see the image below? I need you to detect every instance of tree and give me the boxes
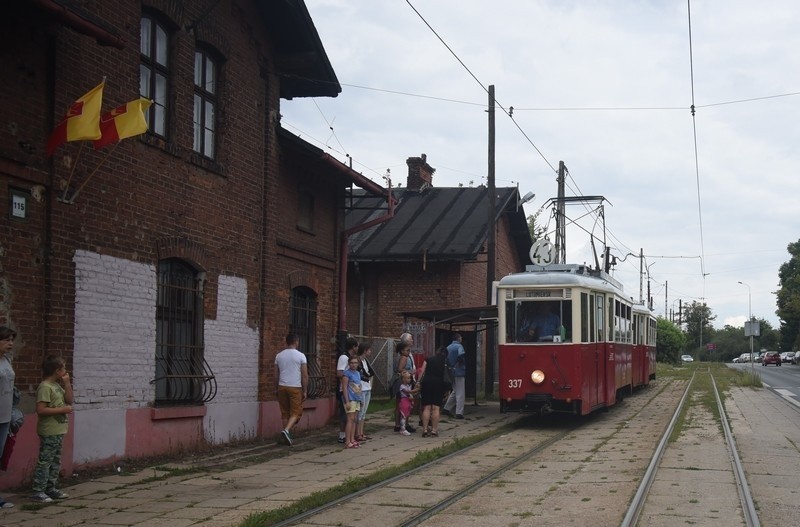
[656,317,686,363]
[712,325,749,362]
[527,211,545,241]
[776,239,800,351]
[683,301,715,353]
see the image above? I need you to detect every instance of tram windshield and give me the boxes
[505,299,572,343]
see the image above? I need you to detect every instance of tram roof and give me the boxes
[401,305,498,327]
[498,264,638,303]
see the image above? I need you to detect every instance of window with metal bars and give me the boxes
[155,258,216,406]
[290,287,326,397]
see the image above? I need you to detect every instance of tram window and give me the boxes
[580,293,589,342]
[514,300,572,343]
[596,294,604,342]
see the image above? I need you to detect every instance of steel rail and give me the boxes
[620,373,694,527]
[399,429,571,527]
[711,374,760,527]
[272,424,572,527]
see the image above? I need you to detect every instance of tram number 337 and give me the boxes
[508,379,523,388]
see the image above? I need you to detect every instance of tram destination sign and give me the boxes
[523,289,564,298]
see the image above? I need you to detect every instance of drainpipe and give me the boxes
[324,154,396,334]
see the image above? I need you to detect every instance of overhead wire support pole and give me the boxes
[555,162,566,264]
[486,85,496,398]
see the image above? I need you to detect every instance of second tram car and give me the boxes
[497,263,657,415]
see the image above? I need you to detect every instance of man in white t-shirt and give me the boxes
[275,333,308,446]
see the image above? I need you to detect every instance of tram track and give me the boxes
[273,377,684,526]
[624,370,759,527]
[271,422,576,527]
[269,373,762,527]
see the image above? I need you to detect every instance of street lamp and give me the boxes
[738,281,754,370]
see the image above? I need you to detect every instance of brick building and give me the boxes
[344,155,533,394]
[0,0,387,488]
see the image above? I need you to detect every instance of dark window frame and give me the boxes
[140,12,171,139]
[155,258,216,406]
[193,46,219,159]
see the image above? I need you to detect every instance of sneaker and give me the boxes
[0,500,13,509]
[31,492,53,503]
[399,429,411,436]
[280,429,293,446]
[46,489,69,500]
[441,409,452,417]
[337,436,346,444]
[405,424,416,433]
[455,414,465,419]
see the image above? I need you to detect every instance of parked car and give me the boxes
[762,351,781,366]
[780,352,794,363]
[681,354,694,363]
[794,353,800,365]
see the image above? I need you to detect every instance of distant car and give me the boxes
[681,355,694,363]
[762,351,781,366]
[794,353,800,365]
[780,352,794,363]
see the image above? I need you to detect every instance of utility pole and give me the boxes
[485,85,496,397]
[555,161,566,264]
[639,248,644,304]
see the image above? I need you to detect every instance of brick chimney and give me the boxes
[406,153,435,190]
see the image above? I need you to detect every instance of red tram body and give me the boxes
[497,264,656,415]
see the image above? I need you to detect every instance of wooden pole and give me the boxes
[485,85,496,397]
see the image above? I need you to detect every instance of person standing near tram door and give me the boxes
[443,333,466,419]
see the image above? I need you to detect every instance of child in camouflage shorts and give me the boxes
[31,356,73,503]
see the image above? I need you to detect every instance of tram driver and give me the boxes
[518,302,561,342]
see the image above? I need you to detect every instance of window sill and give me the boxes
[151,406,207,421]
[140,133,182,158]
[188,151,225,176]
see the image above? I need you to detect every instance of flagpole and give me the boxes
[60,142,86,202]
[67,143,119,204]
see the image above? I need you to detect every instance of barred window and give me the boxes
[155,259,216,405]
[140,13,170,138]
[193,48,218,158]
[291,287,326,397]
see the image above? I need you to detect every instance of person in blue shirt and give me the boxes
[518,303,560,342]
[442,333,466,418]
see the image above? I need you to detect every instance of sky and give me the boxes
[281,0,800,331]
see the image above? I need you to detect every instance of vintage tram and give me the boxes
[497,263,657,415]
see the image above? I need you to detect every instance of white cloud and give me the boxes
[286,0,800,330]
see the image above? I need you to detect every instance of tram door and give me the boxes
[594,293,606,405]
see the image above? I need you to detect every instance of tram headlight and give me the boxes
[530,370,545,384]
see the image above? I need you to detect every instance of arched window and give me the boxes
[291,286,326,398]
[155,258,216,405]
[193,47,218,158]
[140,13,171,138]
[290,286,317,355]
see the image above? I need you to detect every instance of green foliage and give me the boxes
[656,317,686,363]
[527,212,545,241]
[683,301,715,351]
[776,239,800,351]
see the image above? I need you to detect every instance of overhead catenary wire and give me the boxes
[686,0,707,279]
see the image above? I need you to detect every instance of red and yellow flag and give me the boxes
[93,98,152,150]
[46,82,104,156]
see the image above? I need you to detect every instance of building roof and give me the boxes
[346,186,532,263]
[258,0,341,99]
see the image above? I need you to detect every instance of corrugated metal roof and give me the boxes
[346,186,532,263]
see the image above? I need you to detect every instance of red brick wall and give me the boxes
[0,1,345,404]
[345,212,526,340]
